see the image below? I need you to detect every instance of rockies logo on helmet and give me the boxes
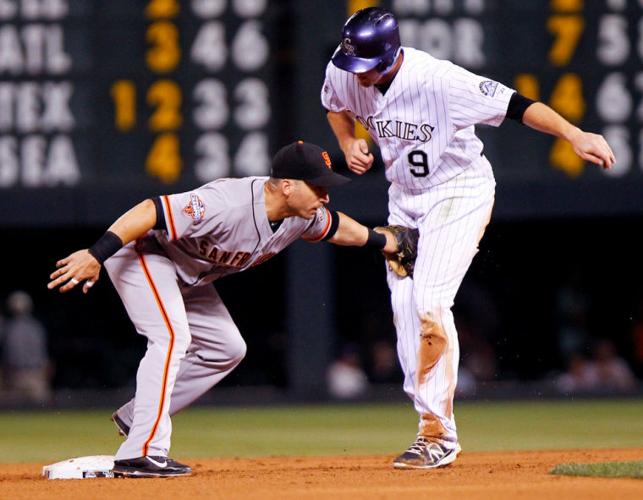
[342,37,356,56]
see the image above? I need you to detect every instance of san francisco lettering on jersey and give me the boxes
[197,240,251,268]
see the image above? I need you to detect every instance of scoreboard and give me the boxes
[0,0,275,191]
[0,0,642,225]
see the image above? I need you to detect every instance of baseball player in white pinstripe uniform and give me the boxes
[48,141,400,478]
[323,7,615,469]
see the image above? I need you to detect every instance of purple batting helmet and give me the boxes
[331,7,401,74]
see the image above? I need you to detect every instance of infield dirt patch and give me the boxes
[1,449,642,499]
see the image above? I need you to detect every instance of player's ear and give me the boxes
[282,179,294,196]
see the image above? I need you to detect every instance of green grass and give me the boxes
[551,460,643,479]
[0,399,642,463]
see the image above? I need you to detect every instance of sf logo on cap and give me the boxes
[321,151,332,169]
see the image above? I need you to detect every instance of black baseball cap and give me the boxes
[271,141,350,187]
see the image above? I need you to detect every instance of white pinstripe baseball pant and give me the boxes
[386,164,495,448]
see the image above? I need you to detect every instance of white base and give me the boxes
[42,455,115,479]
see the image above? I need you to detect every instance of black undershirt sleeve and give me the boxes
[151,197,167,231]
[506,92,536,124]
[322,210,341,241]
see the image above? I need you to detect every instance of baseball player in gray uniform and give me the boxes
[322,7,615,469]
[48,141,399,478]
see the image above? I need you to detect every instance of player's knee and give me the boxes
[173,327,192,353]
[151,325,191,355]
[175,339,192,359]
[419,311,448,351]
[416,311,448,384]
[226,333,247,365]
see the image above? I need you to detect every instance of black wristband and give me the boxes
[88,231,124,264]
[365,228,387,250]
[506,92,536,124]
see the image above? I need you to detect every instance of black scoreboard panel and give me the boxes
[388,0,643,216]
[0,0,278,222]
[1,0,642,225]
[95,0,276,186]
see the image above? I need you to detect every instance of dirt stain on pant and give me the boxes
[416,312,448,385]
[420,411,448,440]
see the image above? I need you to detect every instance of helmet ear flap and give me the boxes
[375,47,401,75]
[376,57,392,73]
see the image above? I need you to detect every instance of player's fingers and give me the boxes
[355,152,374,166]
[48,270,75,290]
[351,157,369,169]
[356,139,370,155]
[56,256,71,267]
[47,276,65,290]
[600,138,616,165]
[82,276,98,294]
[594,136,615,158]
[587,143,615,169]
[50,267,65,280]
[581,151,606,167]
[48,268,65,287]
[599,154,614,170]
[59,276,81,293]
[350,154,368,167]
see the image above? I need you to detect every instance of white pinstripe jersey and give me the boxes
[137,176,333,286]
[322,47,514,189]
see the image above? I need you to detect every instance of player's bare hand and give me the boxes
[345,139,374,175]
[569,128,616,170]
[48,249,101,294]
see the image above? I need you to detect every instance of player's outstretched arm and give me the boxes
[522,102,616,169]
[48,199,157,294]
[327,111,374,175]
[328,212,397,253]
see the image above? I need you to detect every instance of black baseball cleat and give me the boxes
[393,436,461,469]
[111,411,130,438]
[112,456,192,478]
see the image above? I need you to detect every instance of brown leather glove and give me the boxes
[375,225,419,278]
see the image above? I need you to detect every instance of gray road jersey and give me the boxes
[138,176,334,286]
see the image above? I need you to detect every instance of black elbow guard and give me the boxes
[322,210,340,241]
[506,92,536,124]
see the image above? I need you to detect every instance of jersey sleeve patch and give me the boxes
[479,80,499,97]
[182,193,206,225]
[448,67,515,129]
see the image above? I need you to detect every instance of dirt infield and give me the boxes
[1,449,642,499]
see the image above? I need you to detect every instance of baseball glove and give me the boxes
[375,225,419,278]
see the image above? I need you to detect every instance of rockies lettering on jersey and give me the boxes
[355,116,435,142]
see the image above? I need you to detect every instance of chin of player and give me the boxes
[302,208,317,219]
